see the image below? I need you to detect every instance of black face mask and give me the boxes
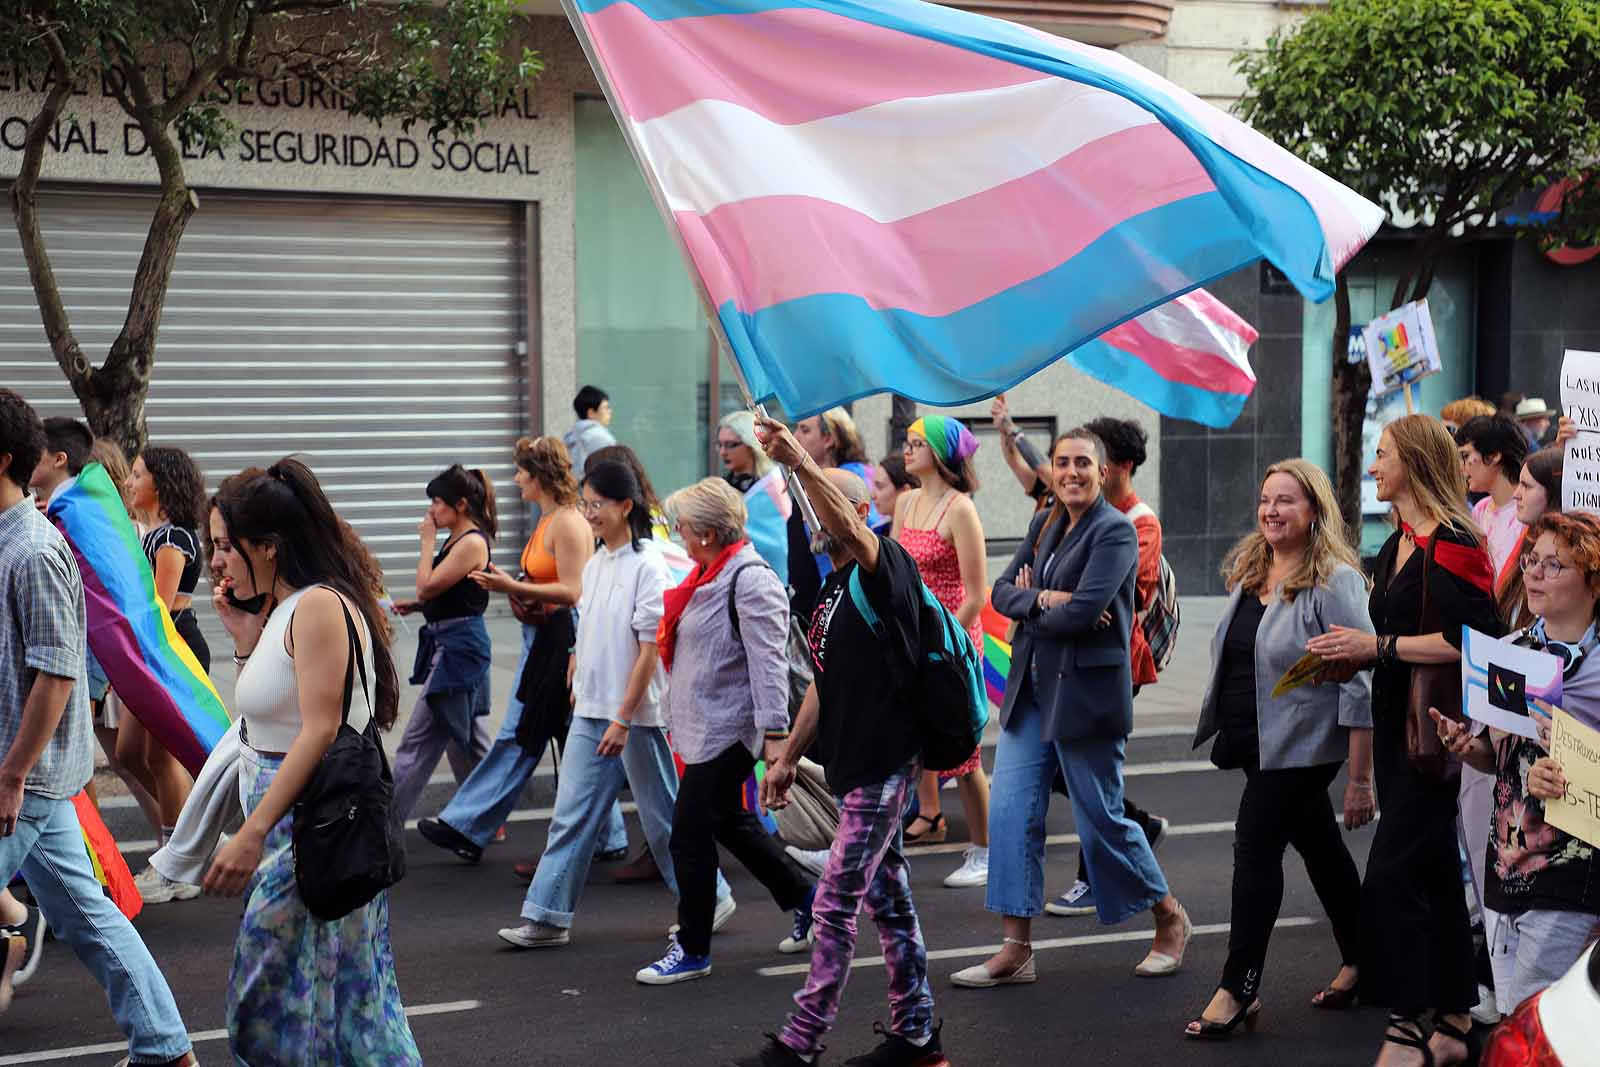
[224,587,270,615]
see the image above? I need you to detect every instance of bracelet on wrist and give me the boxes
[232,648,255,666]
[610,719,631,730]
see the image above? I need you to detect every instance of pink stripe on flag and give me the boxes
[676,122,1216,315]
[1098,315,1256,395]
[585,4,1049,124]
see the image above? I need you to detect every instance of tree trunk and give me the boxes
[1328,274,1370,533]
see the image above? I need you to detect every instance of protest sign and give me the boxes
[1461,627,1561,740]
[1362,299,1441,397]
[1560,350,1600,512]
[1545,706,1600,849]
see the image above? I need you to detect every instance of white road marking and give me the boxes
[755,918,1319,977]
[0,1000,481,1065]
[906,819,1235,858]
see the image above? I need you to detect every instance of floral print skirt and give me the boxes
[227,745,421,1066]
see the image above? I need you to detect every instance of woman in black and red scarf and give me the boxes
[1310,414,1501,1067]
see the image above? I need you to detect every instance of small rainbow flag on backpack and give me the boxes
[48,464,230,776]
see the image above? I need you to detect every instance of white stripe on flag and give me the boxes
[634,77,1158,221]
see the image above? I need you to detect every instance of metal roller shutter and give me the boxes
[2,189,529,599]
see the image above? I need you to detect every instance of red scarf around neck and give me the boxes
[657,539,748,671]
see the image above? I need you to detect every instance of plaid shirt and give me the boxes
[0,497,93,799]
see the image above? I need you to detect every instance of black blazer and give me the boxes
[991,496,1139,742]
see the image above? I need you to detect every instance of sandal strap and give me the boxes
[1002,937,1031,949]
[1432,1017,1471,1043]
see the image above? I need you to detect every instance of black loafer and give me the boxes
[417,818,483,864]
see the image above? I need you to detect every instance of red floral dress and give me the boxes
[899,491,984,778]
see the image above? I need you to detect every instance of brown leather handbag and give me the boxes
[1405,537,1463,783]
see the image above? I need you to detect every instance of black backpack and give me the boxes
[728,562,814,719]
[847,567,988,772]
[291,596,406,921]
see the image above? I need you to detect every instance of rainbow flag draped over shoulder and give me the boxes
[566,0,1384,418]
[48,464,230,775]
[980,592,1012,708]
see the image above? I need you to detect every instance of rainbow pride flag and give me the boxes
[48,464,230,775]
[980,592,1012,708]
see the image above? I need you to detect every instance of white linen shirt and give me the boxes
[572,539,670,727]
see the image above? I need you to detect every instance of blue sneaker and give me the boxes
[636,938,712,985]
[1045,879,1096,917]
[778,892,816,955]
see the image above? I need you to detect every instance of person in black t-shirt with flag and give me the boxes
[735,418,946,1067]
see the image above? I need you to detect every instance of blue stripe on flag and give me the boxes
[718,193,1273,416]
[577,0,1337,302]
[1066,338,1250,429]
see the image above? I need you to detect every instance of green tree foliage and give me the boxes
[1,1,543,454]
[1236,0,1600,527]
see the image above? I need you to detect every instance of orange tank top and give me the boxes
[520,513,560,582]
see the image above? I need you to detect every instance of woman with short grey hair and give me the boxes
[635,478,816,985]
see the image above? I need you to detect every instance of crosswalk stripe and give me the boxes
[755,917,1320,977]
[0,1000,482,1065]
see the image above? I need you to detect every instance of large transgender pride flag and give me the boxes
[566,0,1383,420]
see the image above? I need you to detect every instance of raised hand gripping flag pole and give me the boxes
[560,0,1381,433]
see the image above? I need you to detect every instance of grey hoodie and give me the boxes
[563,418,617,472]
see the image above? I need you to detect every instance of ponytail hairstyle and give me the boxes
[1032,427,1106,555]
[425,464,498,540]
[218,458,401,730]
[584,459,653,549]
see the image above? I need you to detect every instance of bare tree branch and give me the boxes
[6,31,94,393]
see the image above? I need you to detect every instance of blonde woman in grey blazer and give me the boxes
[1185,459,1377,1040]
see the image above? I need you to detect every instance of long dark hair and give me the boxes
[218,458,400,730]
[425,464,498,540]
[878,452,918,491]
[140,445,206,531]
[585,459,653,549]
[586,444,662,514]
[1498,446,1565,629]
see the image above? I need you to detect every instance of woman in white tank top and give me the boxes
[203,459,420,1066]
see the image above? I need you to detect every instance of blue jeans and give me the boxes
[1,791,191,1063]
[436,624,626,851]
[521,718,729,927]
[987,688,1168,924]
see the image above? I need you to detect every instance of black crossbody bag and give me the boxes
[292,596,407,921]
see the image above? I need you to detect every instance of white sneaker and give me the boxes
[944,846,989,888]
[668,895,737,937]
[497,921,570,949]
[1470,982,1501,1026]
[133,865,201,904]
[785,845,830,878]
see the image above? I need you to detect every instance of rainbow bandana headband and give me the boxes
[908,416,979,469]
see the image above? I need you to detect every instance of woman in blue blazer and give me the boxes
[952,428,1190,989]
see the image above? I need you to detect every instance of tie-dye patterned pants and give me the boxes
[780,759,934,1056]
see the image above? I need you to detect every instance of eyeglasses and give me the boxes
[903,437,929,452]
[577,498,615,515]
[1520,553,1570,580]
[716,440,743,451]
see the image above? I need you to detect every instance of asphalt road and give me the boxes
[2,727,1408,1067]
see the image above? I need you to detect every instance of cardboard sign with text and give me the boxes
[1560,350,1600,512]
[1546,706,1600,849]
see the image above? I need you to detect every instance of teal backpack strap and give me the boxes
[847,566,886,638]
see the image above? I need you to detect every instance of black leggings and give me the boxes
[172,607,212,673]
[670,742,812,957]
[1219,761,1361,1001]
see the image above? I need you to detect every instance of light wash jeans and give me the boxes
[520,717,729,927]
[435,623,626,851]
[987,687,1168,924]
[1490,908,1600,1012]
[1,791,192,1064]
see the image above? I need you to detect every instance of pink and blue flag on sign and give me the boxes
[564,0,1383,422]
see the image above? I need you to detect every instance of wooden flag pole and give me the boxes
[1403,381,1416,415]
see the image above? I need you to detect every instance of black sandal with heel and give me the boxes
[1311,980,1360,1010]
[1380,1015,1434,1067]
[904,813,947,844]
[1183,996,1262,1040]
[1430,1015,1477,1066]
